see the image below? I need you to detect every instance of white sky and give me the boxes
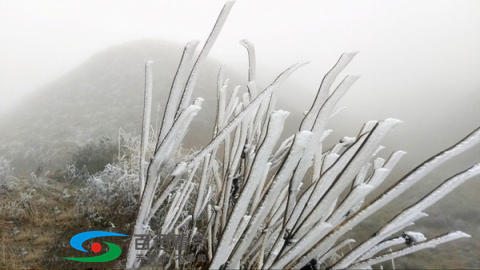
[1,0,479,107]
[0,0,479,153]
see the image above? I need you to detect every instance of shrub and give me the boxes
[75,159,141,230]
[70,137,118,177]
[0,156,16,192]
[74,130,196,231]
[0,156,13,181]
[55,133,138,183]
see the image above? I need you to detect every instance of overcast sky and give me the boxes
[1,0,479,106]
[1,0,479,162]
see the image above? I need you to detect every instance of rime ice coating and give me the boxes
[124,0,480,268]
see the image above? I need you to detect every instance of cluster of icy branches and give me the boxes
[125,2,480,269]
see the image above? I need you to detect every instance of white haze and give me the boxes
[0,0,479,166]
[1,1,479,107]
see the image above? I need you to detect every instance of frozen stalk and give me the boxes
[228,131,313,267]
[333,163,480,269]
[210,110,290,269]
[350,231,471,269]
[139,61,153,196]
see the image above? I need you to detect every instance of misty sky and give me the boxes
[1,0,479,106]
[1,1,479,160]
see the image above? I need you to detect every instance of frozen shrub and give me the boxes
[74,129,195,230]
[74,132,141,223]
[0,156,13,181]
[60,163,90,183]
[0,156,16,192]
[77,163,139,217]
[70,137,119,176]
[56,132,139,183]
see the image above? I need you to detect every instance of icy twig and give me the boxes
[139,61,153,196]
[349,231,471,269]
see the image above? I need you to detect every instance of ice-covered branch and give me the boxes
[158,40,199,144]
[176,1,235,118]
[125,3,480,268]
[210,110,290,269]
[185,63,306,170]
[240,39,256,84]
[300,52,358,131]
[349,231,471,269]
[139,61,153,196]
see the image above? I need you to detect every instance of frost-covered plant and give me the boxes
[77,163,139,217]
[61,131,139,183]
[125,2,480,269]
[61,163,90,183]
[70,137,119,176]
[75,131,142,218]
[75,130,192,224]
[0,156,13,181]
[0,156,16,192]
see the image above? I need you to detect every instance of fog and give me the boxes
[1,0,479,109]
[2,0,479,169]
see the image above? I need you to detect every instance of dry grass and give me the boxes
[0,177,66,268]
[0,175,134,269]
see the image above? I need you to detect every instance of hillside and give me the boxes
[0,40,245,174]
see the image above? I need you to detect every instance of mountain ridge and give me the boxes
[0,40,244,173]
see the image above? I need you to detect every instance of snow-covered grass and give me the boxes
[0,156,16,192]
[123,2,480,269]
[0,174,82,269]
